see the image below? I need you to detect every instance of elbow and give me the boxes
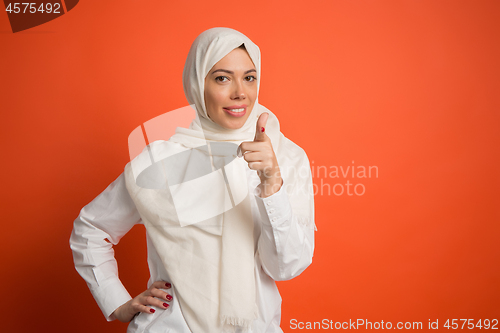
[260,235,315,281]
[274,254,313,281]
[276,236,315,281]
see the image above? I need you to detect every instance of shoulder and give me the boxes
[125,140,189,174]
[132,140,188,161]
[278,134,309,161]
[276,134,311,173]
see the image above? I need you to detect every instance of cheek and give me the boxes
[208,91,226,109]
[248,86,258,102]
[204,90,216,112]
[205,91,227,120]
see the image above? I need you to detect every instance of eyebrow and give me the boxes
[211,69,257,75]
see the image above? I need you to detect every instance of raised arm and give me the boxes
[254,176,315,281]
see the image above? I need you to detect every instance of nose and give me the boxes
[231,81,246,100]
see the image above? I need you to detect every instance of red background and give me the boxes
[0,0,498,332]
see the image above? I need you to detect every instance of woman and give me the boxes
[70,27,315,333]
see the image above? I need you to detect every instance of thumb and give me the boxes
[254,112,269,142]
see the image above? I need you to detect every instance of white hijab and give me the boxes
[178,27,281,149]
[124,27,314,333]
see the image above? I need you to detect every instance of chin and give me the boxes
[222,120,246,130]
[219,114,249,130]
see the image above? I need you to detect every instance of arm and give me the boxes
[69,172,141,321]
[254,178,315,281]
[237,112,315,281]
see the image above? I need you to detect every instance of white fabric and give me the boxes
[181,27,279,145]
[123,142,256,332]
[127,27,276,332]
[70,159,315,332]
[70,27,316,333]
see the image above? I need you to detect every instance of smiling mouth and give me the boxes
[226,108,245,112]
[223,107,247,117]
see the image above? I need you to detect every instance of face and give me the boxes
[204,47,258,130]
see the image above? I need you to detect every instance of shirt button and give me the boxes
[271,217,277,223]
[266,201,272,206]
[269,209,275,214]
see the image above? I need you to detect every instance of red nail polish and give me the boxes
[150,309,155,313]
[166,295,173,301]
[165,283,171,288]
[261,127,265,132]
[163,303,169,307]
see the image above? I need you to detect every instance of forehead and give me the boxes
[210,48,256,71]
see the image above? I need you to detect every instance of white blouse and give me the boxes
[70,163,315,333]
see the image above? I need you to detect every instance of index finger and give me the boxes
[254,112,269,142]
[237,141,266,157]
[151,280,172,290]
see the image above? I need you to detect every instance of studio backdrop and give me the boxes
[0,0,498,332]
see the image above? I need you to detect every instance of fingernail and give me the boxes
[165,283,171,288]
[163,303,169,308]
[261,127,265,132]
[166,295,173,301]
[150,309,155,313]
[237,146,242,158]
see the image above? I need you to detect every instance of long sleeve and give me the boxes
[69,172,141,321]
[254,178,315,281]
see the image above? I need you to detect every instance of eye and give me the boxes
[215,76,229,82]
[245,75,257,82]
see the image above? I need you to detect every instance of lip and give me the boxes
[223,105,247,117]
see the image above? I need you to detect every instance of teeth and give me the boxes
[227,108,245,112]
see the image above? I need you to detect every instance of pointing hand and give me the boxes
[237,112,283,197]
